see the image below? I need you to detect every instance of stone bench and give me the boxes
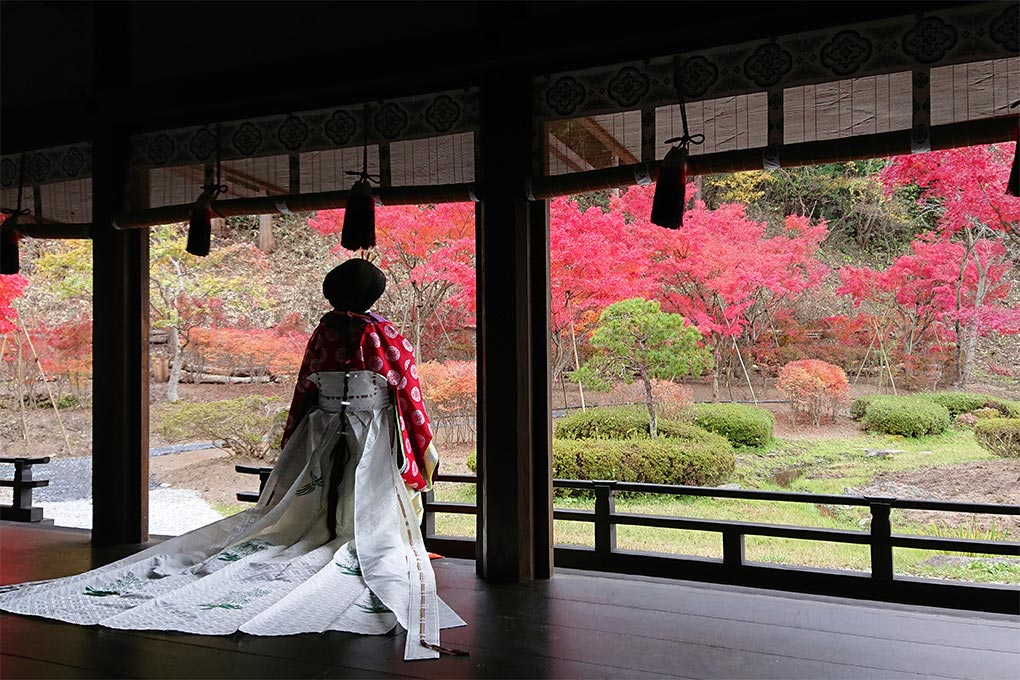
[235,464,273,503]
[0,456,50,522]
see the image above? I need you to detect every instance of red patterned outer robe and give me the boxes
[282,311,435,490]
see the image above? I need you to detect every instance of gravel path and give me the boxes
[39,489,226,536]
[0,453,227,536]
[0,456,158,503]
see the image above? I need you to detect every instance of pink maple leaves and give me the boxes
[0,273,28,335]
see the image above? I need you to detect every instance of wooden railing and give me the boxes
[421,474,1020,615]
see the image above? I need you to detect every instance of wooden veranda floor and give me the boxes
[0,524,1017,679]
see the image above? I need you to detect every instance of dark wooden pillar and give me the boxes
[530,200,553,579]
[91,3,150,545]
[476,62,551,581]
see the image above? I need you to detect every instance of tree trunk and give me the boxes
[413,311,422,360]
[711,347,722,402]
[726,359,735,402]
[166,326,184,403]
[952,228,995,391]
[953,229,974,389]
[257,214,276,253]
[958,258,990,390]
[642,372,657,439]
[569,321,586,411]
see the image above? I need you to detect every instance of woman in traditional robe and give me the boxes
[0,258,464,661]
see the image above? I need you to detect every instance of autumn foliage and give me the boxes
[776,359,850,425]
[187,324,309,377]
[4,142,1017,420]
[416,360,477,443]
[0,274,27,335]
[875,143,1020,387]
[31,316,94,396]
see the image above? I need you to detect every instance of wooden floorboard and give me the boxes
[1,525,1017,679]
[435,586,1012,680]
[0,655,117,680]
[500,565,1020,646]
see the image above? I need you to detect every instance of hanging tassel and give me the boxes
[1,218,21,275]
[186,188,217,257]
[1008,118,1019,198]
[420,640,470,657]
[2,155,29,274]
[341,179,376,251]
[651,145,688,229]
[187,125,227,257]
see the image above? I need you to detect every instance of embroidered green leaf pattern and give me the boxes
[334,558,362,577]
[83,572,143,597]
[355,592,390,614]
[217,538,271,562]
[198,588,270,611]
[295,470,324,496]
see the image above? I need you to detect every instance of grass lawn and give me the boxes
[429,428,1020,584]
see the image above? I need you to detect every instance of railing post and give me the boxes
[594,482,617,558]
[257,469,272,497]
[723,529,745,569]
[869,499,893,581]
[421,487,436,539]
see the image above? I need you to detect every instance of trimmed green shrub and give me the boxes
[555,406,651,440]
[924,392,1020,418]
[986,399,1020,419]
[850,394,882,421]
[972,407,1002,420]
[656,420,733,447]
[466,451,477,472]
[974,418,1020,458]
[554,406,730,447]
[552,438,735,486]
[861,396,950,437]
[155,396,285,458]
[691,403,774,448]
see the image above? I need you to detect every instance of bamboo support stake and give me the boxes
[872,320,897,396]
[732,336,758,406]
[853,333,876,388]
[13,334,29,443]
[567,298,586,411]
[19,319,74,455]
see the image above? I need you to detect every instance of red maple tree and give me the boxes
[0,273,27,336]
[611,184,829,399]
[847,144,1020,388]
[548,194,658,381]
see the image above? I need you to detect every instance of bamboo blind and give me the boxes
[299,147,380,194]
[390,133,475,187]
[39,179,92,223]
[931,57,1020,126]
[0,186,36,222]
[784,72,913,144]
[656,93,769,159]
[545,112,642,176]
